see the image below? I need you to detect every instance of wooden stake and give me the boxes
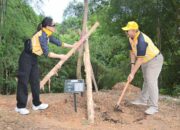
[76,0,89,79]
[90,63,98,92]
[84,38,94,124]
[77,30,98,92]
[48,79,51,92]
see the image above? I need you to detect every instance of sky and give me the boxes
[30,0,83,23]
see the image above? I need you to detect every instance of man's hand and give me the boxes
[131,64,135,73]
[127,73,134,83]
[128,57,144,83]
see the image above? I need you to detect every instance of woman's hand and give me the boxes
[48,52,67,60]
[58,54,68,61]
[63,43,74,48]
[72,43,77,48]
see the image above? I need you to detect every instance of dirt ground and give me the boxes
[0,82,180,130]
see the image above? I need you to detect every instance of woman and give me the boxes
[15,17,74,115]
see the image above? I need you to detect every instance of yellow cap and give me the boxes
[122,21,139,31]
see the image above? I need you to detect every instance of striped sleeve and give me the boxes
[137,33,148,57]
[39,32,49,57]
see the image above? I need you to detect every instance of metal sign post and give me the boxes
[64,79,85,112]
[73,93,77,112]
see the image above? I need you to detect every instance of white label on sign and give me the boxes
[74,83,84,92]
[71,80,79,83]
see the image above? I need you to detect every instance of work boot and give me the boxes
[145,107,158,115]
[32,103,48,111]
[130,98,147,106]
[15,107,30,115]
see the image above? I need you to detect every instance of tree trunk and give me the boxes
[157,18,161,50]
[76,0,89,79]
[0,0,6,43]
[40,22,99,89]
[170,0,180,34]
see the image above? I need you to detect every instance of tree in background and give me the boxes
[62,0,180,96]
[0,0,179,96]
[0,0,40,94]
[0,0,7,43]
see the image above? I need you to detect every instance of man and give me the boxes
[122,21,164,115]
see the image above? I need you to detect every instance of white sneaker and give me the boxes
[15,107,30,115]
[130,99,147,106]
[32,103,49,111]
[145,107,158,115]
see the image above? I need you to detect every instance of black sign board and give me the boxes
[64,79,85,112]
[64,79,84,93]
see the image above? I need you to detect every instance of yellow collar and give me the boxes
[133,31,140,42]
[42,28,53,37]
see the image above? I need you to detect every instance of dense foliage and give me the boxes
[0,0,179,96]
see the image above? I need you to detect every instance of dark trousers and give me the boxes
[16,51,41,108]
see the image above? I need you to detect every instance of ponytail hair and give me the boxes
[37,23,42,31]
[36,17,53,32]
[41,17,53,27]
